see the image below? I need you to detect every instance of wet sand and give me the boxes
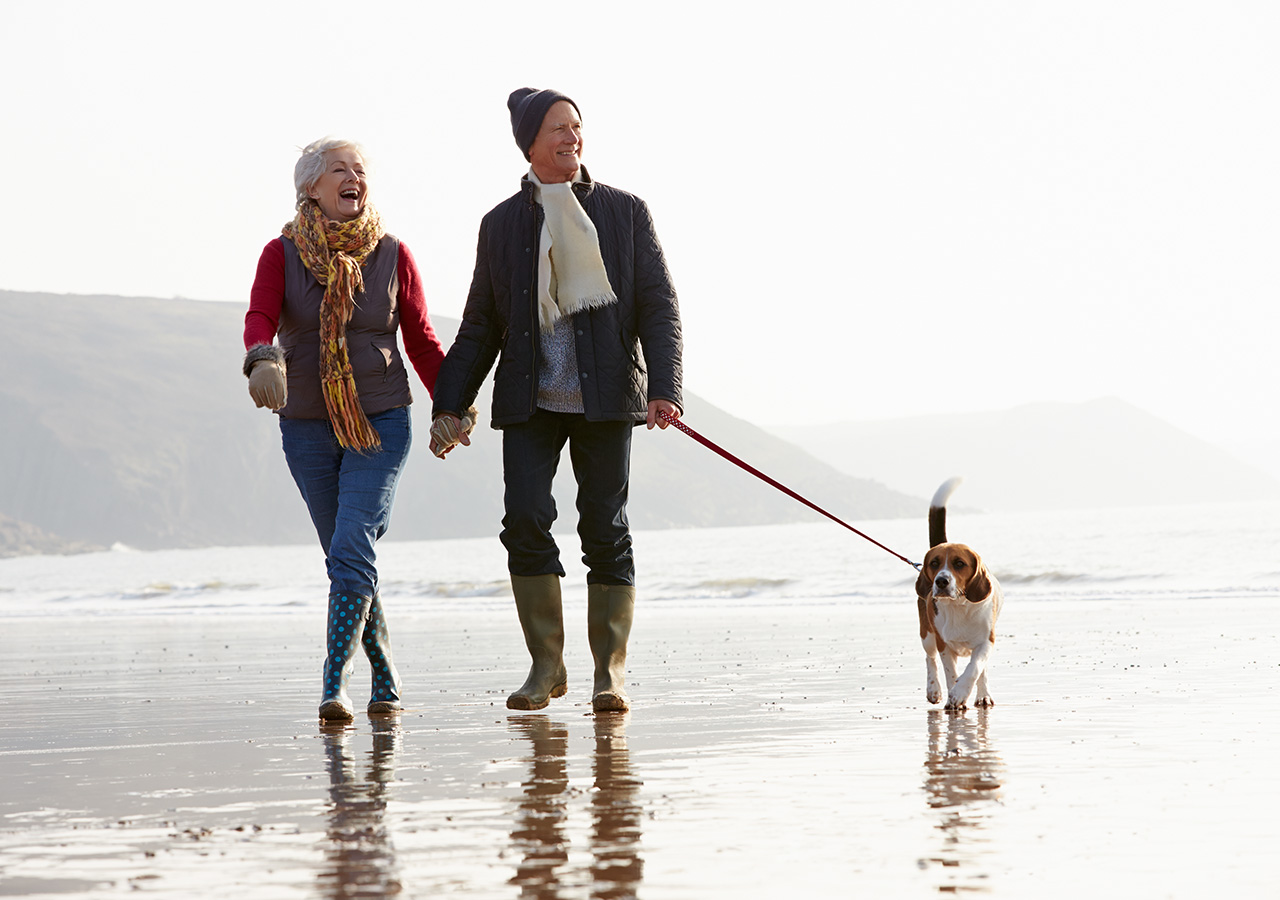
[2,595,1277,898]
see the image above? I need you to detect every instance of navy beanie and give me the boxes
[508,87,580,161]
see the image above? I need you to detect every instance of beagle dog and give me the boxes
[916,478,1003,710]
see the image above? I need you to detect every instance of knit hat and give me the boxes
[508,87,580,160]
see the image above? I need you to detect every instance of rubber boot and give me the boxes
[506,574,568,711]
[588,583,635,712]
[319,593,372,721]
[362,592,402,714]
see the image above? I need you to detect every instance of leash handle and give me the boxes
[659,411,920,571]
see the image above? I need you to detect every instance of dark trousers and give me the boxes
[501,410,634,586]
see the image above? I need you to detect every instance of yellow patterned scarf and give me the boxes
[282,201,386,451]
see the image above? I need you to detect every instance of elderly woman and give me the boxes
[242,137,453,721]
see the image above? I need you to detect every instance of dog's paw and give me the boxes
[975,695,995,708]
[945,692,969,711]
[926,678,942,704]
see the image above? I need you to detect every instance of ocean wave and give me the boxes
[398,580,512,599]
[995,570,1122,585]
[679,577,794,599]
[123,579,259,598]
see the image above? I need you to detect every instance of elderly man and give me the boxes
[431,87,683,713]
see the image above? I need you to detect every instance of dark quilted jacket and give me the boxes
[432,168,683,427]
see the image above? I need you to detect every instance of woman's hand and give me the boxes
[248,360,287,410]
[430,407,477,458]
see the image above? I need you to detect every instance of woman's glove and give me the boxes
[248,361,287,410]
[429,406,478,458]
[243,344,287,411]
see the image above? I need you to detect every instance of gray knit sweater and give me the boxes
[536,316,584,413]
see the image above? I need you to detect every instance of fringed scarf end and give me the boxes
[537,291,618,333]
[324,377,382,453]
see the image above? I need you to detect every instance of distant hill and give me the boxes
[0,511,101,559]
[1228,435,1280,484]
[769,398,1280,512]
[0,290,918,554]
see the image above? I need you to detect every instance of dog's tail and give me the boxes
[928,477,964,547]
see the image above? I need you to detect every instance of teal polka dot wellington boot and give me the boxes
[318,593,373,721]
[362,592,402,714]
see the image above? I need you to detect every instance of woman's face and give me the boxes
[308,147,367,222]
[528,100,583,184]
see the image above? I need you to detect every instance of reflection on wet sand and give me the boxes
[508,714,644,899]
[508,716,570,894]
[318,716,404,898]
[589,715,644,897]
[921,709,1005,894]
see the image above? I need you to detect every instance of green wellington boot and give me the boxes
[362,592,402,714]
[319,593,373,721]
[588,583,635,712]
[506,574,568,711]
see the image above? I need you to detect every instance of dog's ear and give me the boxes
[966,556,992,603]
[915,559,934,598]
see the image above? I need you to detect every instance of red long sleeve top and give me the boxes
[243,238,445,397]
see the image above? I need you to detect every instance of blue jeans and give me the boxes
[501,410,634,585]
[279,406,412,598]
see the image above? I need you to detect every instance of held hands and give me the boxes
[647,399,681,430]
[430,407,478,458]
[429,401,668,457]
[248,360,287,410]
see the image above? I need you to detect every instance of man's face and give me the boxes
[528,100,583,183]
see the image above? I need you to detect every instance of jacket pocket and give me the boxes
[621,333,646,375]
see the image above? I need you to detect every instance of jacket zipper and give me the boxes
[527,204,543,415]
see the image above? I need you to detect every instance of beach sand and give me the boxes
[2,595,1277,898]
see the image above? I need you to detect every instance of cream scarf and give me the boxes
[528,168,617,333]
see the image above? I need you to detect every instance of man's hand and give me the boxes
[646,399,681,430]
[248,360,287,410]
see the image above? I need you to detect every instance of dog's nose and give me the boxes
[935,574,950,589]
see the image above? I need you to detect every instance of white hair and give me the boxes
[293,137,368,208]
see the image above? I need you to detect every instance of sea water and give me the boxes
[1,501,1275,618]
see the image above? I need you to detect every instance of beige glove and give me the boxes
[429,406,478,458]
[248,360,287,410]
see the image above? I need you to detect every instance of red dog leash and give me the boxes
[658,411,921,571]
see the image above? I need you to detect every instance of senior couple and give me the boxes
[242,89,683,721]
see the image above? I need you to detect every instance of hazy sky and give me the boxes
[6,1,1277,451]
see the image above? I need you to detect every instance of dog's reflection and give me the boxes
[921,709,1005,893]
[317,717,403,898]
[508,714,644,899]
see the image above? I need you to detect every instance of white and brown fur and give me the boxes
[916,478,1003,710]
